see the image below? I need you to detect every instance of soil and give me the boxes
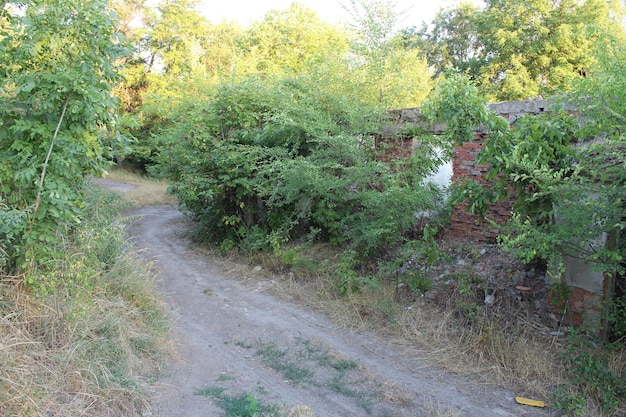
[109,180,555,417]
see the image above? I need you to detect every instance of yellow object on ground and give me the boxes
[515,396,546,408]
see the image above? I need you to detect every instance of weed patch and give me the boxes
[255,340,314,384]
[195,386,313,417]
[551,329,626,416]
[240,337,402,415]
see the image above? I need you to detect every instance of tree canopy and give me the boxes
[417,0,626,100]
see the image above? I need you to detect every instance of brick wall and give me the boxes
[374,135,414,162]
[448,134,515,243]
[547,285,602,328]
[385,99,556,242]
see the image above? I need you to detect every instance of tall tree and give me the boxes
[476,0,597,100]
[237,3,348,75]
[418,0,626,101]
[148,0,211,76]
[403,3,482,78]
[343,0,432,107]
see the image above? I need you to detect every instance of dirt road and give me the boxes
[126,203,550,417]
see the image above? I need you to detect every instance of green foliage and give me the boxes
[343,0,432,108]
[219,392,278,417]
[148,0,212,77]
[195,386,226,397]
[239,3,349,75]
[404,270,432,294]
[551,386,587,417]
[607,294,626,342]
[569,37,626,143]
[483,92,625,279]
[117,0,434,172]
[548,282,571,313]
[153,74,443,262]
[386,224,446,294]
[416,0,626,101]
[421,71,507,146]
[0,199,28,269]
[553,330,626,415]
[403,3,482,77]
[334,249,379,297]
[0,0,125,279]
[195,387,281,417]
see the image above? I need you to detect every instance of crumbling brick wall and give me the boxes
[374,135,414,162]
[448,135,514,242]
[385,99,610,329]
[384,99,554,242]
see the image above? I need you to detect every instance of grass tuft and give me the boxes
[195,386,313,417]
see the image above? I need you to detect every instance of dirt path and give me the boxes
[125,202,550,417]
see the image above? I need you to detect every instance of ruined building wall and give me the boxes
[447,135,514,242]
[385,99,608,328]
[387,99,552,242]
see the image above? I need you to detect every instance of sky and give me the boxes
[197,0,477,28]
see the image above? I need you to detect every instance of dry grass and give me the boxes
[281,405,314,416]
[395,305,564,396]
[215,244,623,416]
[421,398,463,417]
[0,186,171,417]
[104,166,178,206]
[0,255,170,417]
[378,379,415,407]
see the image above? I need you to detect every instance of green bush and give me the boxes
[553,329,626,415]
[152,74,444,260]
[0,0,125,281]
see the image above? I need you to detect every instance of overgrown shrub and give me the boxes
[152,74,444,260]
[552,330,626,416]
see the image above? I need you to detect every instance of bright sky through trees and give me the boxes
[198,0,482,27]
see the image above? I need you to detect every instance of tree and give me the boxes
[147,0,212,76]
[477,0,595,100]
[343,0,432,107]
[404,3,482,78]
[0,0,125,281]
[418,0,626,101]
[237,3,348,76]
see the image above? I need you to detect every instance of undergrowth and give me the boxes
[226,237,626,417]
[0,185,170,416]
